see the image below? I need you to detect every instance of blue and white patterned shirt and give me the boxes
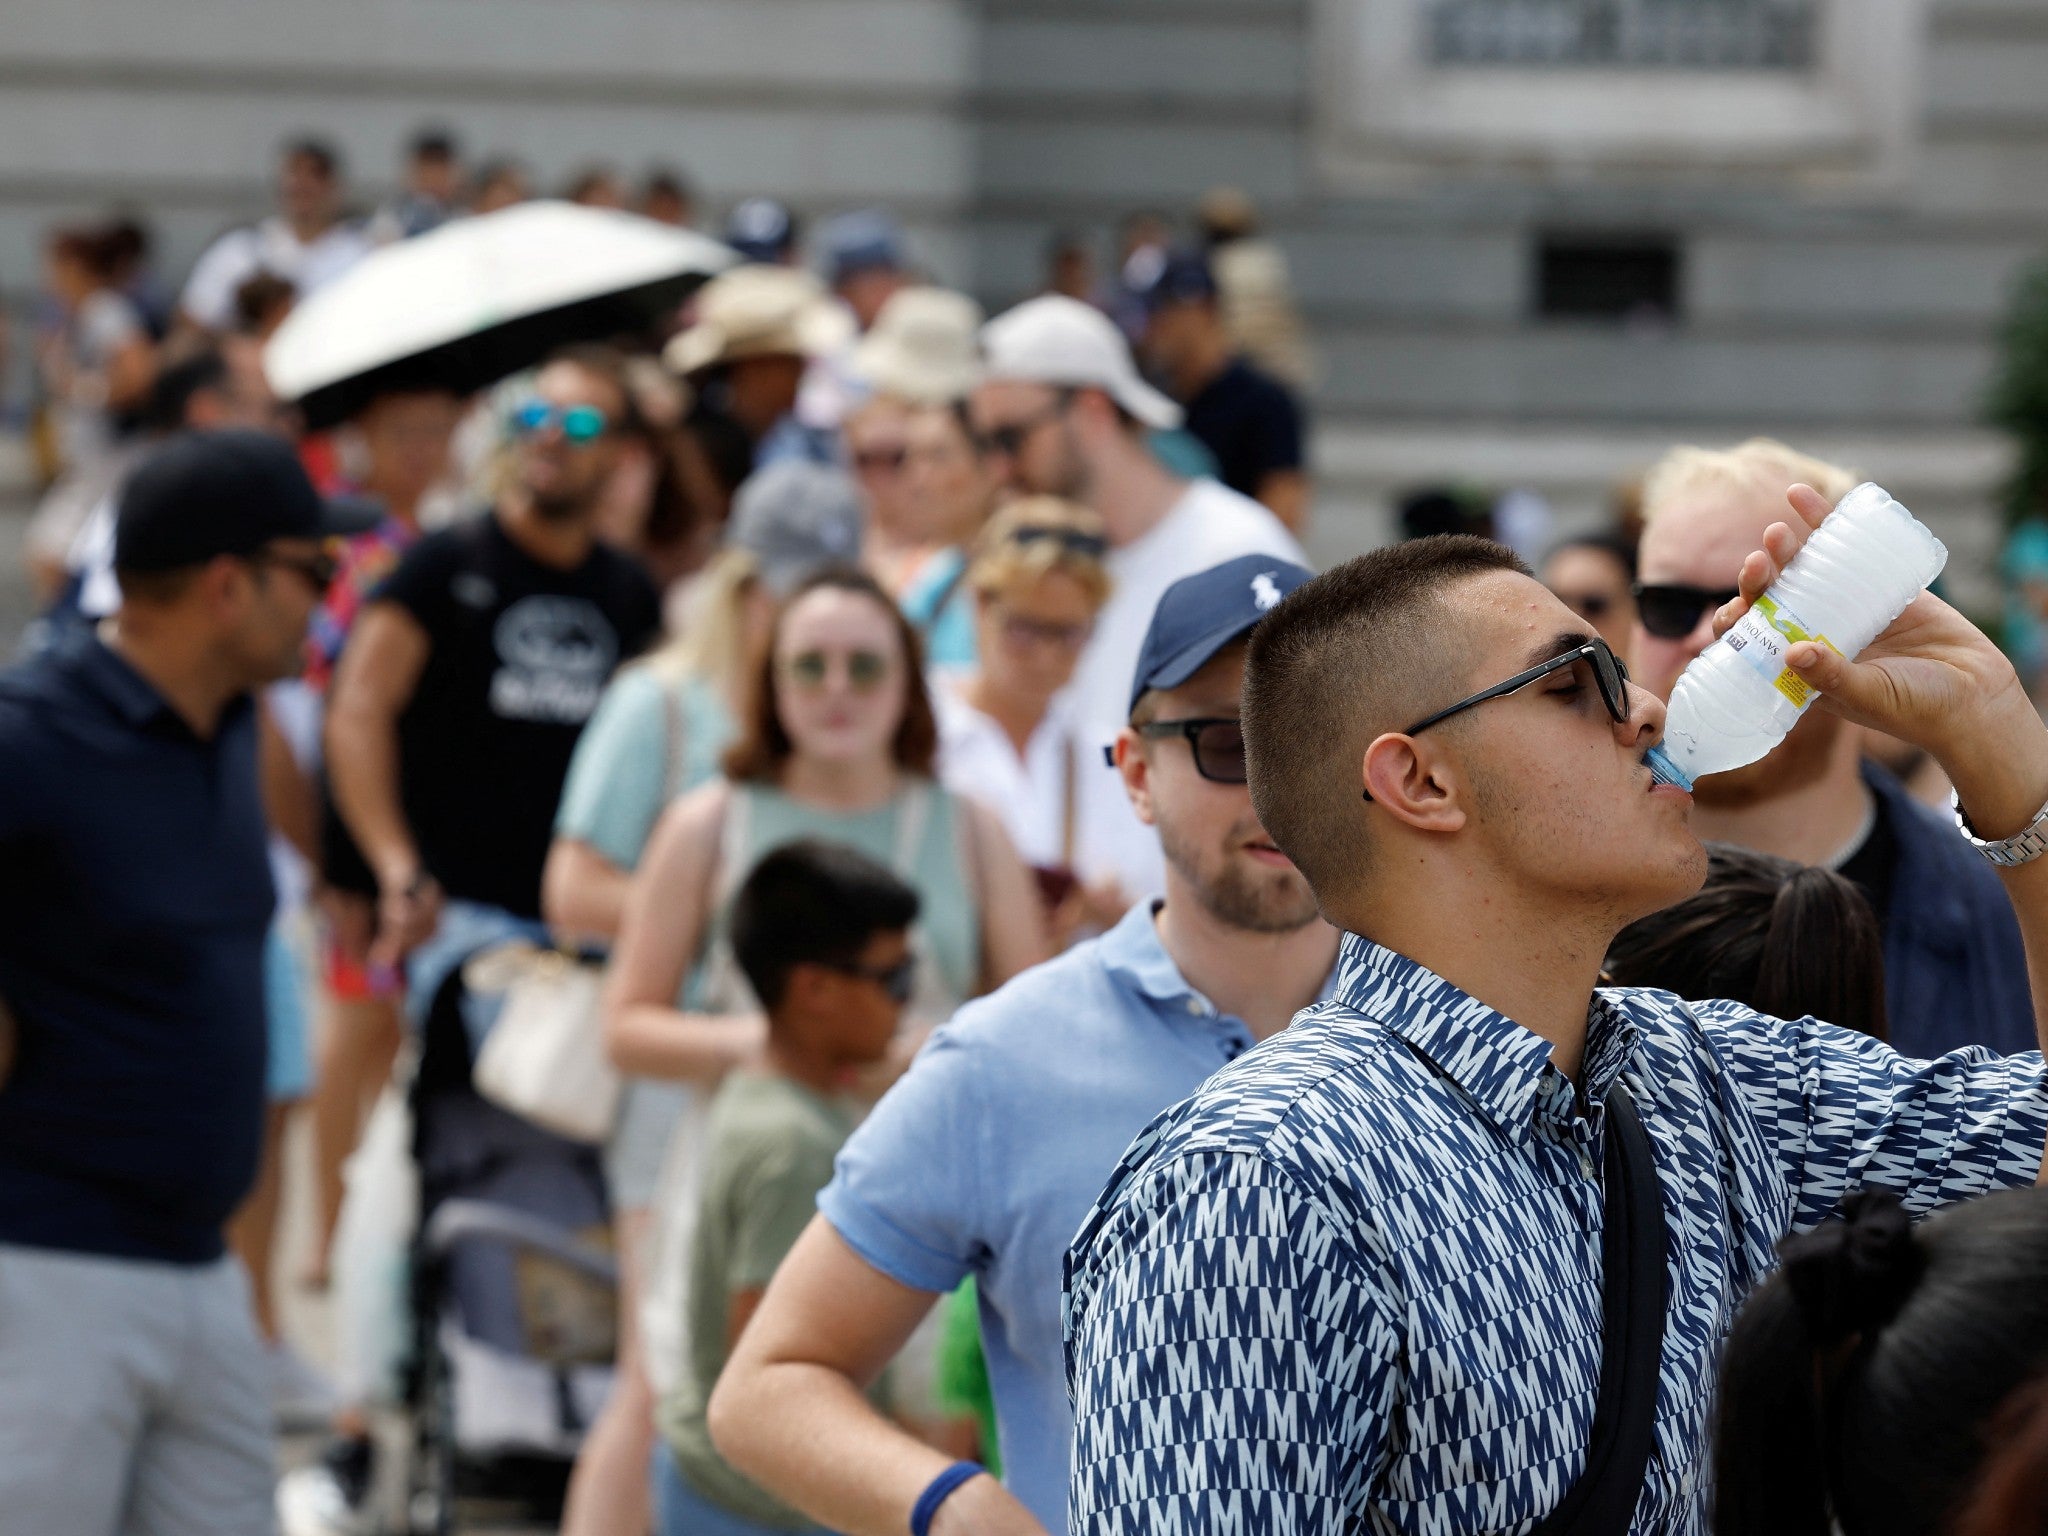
[1063,934,2048,1535]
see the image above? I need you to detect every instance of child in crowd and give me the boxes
[655,839,921,1536]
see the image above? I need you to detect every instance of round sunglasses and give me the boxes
[781,649,893,692]
[508,399,613,445]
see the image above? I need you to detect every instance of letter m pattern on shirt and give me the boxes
[1062,935,2048,1536]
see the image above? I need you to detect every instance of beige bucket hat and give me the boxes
[847,285,984,404]
[663,264,852,376]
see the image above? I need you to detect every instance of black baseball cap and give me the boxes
[113,430,381,573]
[1128,553,1313,716]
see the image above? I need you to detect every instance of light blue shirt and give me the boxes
[818,901,1336,1532]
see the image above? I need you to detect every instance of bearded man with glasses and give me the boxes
[1630,438,2030,1059]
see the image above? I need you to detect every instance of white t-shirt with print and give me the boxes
[1067,478,1305,902]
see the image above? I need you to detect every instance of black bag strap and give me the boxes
[1530,1083,1669,1536]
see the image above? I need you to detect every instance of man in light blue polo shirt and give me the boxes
[705,555,1339,1536]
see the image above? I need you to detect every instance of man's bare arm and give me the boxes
[710,1218,1048,1536]
[325,603,436,963]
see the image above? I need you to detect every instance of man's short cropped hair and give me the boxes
[409,126,459,164]
[1242,536,1530,902]
[281,136,341,181]
[729,839,921,1013]
[1640,437,1857,527]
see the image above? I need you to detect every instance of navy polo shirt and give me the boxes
[0,630,272,1264]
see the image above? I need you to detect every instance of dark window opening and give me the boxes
[1535,235,1682,323]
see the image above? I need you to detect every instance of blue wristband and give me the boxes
[910,1460,984,1536]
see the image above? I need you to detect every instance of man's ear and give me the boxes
[1113,728,1159,829]
[1362,733,1468,835]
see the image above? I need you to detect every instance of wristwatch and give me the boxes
[1952,789,2048,868]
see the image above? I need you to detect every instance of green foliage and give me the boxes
[1988,256,2048,528]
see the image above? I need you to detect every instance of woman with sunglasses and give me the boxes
[933,498,1126,946]
[605,567,1049,1444]
[1539,532,1637,659]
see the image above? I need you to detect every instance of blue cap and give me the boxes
[1128,553,1313,715]
[820,208,908,285]
[1131,247,1219,311]
[725,198,797,264]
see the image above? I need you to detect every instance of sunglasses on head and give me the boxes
[1363,638,1633,801]
[828,953,917,1004]
[508,399,612,444]
[1133,717,1247,785]
[782,649,892,692]
[1632,582,1739,641]
[1008,525,1108,560]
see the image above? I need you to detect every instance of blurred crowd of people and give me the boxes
[8,120,2048,1536]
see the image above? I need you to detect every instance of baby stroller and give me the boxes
[400,959,618,1535]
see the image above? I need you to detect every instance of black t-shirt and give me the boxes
[370,514,661,918]
[1182,356,1305,501]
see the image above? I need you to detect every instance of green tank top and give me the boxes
[688,778,982,1020]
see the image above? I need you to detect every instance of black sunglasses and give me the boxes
[973,391,1072,459]
[251,547,339,592]
[828,954,917,1005]
[1633,582,1739,641]
[1363,639,1633,801]
[1128,717,1247,785]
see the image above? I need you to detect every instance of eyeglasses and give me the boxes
[1632,582,1739,641]
[508,399,613,444]
[782,649,892,692]
[827,954,917,1004]
[251,547,339,592]
[1134,717,1247,785]
[974,393,1072,459]
[998,611,1092,652]
[1008,525,1108,560]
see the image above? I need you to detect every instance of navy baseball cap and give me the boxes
[113,429,380,573]
[820,208,908,285]
[1131,247,1219,311]
[725,197,797,265]
[1128,553,1313,716]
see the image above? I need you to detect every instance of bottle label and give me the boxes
[1722,592,1840,708]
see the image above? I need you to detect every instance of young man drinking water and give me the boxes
[1064,485,2048,1534]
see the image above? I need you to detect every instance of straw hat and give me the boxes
[847,285,983,405]
[663,265,851,376]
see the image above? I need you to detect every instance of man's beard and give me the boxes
[1160,812,1321,935]
[528,483,590,523]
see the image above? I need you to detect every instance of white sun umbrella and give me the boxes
[266,200,737,429]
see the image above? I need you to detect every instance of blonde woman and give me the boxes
[547,462,862,1536]
[932,497,1126,944]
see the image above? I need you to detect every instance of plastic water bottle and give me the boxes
[1644,482,1947,791]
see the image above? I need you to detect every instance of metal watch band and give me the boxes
[1952,789,2048,868]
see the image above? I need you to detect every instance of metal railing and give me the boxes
[1428,0,1816,68]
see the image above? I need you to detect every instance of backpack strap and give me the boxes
[1529,1082,1670,1536]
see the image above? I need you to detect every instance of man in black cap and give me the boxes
[1137,248,1309,531]
[0,429,375,1535]
[707,555,1338,1536]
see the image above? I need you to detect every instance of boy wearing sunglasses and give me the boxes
[657,839,919,1536]
[1065,491,2048,1535]
[1631,438,2031,1060]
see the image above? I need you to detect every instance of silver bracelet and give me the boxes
[1952,788,2048,869]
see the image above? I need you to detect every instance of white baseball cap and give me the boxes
[977,294,1182,431]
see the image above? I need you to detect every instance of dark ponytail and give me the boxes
[1606,843,1887,1041]
[1751,863,1889,1042]
[1714,1186,2048,1535]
